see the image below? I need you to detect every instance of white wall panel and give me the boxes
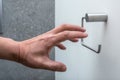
[55,0,120,80]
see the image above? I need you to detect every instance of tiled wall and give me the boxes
[0,0,55,80]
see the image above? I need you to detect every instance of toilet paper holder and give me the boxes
[81,13,108,53]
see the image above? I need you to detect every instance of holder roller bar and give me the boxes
[81,13,108,53]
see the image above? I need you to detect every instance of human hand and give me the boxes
[18,24,88,72]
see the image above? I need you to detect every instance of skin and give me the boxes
[0,24,88,72]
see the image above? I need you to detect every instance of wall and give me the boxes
[55,0,120,80]
[0,0,55,80]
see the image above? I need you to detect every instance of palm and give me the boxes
[19,24,87,71]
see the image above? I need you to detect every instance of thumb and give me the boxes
[43,59,67,72]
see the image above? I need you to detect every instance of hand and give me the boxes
[18,24,88,72]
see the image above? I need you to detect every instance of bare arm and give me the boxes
[0,24,88,72]
[0,37,19,61]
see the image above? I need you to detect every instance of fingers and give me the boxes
[56,39,79,50]
[50,24,86,34]
[43,59,67,72]
[51,31,88,45]
[70,38,79,42]
[56,43,66,50]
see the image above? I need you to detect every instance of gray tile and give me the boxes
[0,0,55,80]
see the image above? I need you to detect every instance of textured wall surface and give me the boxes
[0,0,55,80]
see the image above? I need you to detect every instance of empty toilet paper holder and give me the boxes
[81,13,108,53]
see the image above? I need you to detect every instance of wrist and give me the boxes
[0,37,20,62]
[10,40,20,62]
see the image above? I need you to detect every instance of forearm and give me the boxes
[0,37,19,61]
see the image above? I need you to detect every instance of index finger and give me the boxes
[50,24,86,34]
[51,31,88,45]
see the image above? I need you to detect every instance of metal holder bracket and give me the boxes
[81,13,108,53]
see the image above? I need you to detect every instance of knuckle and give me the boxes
[61,24,68,27]
[61,24,70,28]
[42,35,56,47]
[41,35,54,41]
[63,31,70,38]
[47,35,56,41]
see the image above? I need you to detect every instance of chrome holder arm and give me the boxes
[81,13,107,53]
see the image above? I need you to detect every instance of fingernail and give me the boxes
[84,33,88,36]
[82,28,86,30]
[61,66,67,72]
[58,66,67,72]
